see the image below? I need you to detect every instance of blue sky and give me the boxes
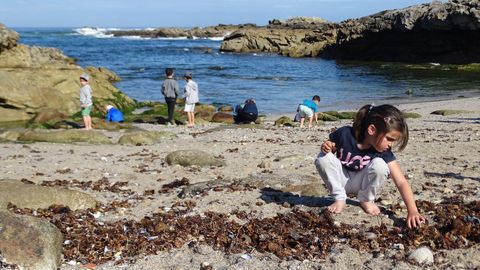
[3,0,432,28]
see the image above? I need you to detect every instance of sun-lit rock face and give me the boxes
[0,24,136,123]
[221,0,480,63]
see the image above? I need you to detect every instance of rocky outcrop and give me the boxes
[0,23,18,53]
[268,17,329,29]
[221,0,480,63]
[220,27,335,57]
[322,0,480,63]
[0,24,136,123]
[107,24,257,39]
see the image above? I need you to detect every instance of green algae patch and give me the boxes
[322,111,356,120]
[431,110,473,116]
[404,112,422,118]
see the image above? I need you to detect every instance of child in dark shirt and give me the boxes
[315,104,425,228]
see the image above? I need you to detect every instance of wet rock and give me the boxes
[317,112,339,121]
[274,116,294,127]
[91,119,132,131]
[165,150,226,167]
[0,179,97,211]
[50,120,83,129]
[18,129,112,144]
[0,211,63,270]
[321,111,356,120]
[431,109,472,116]
[211,112,234,124]
[218,105,233,112]
[408,246,434,265]
[30,108,68,124]
[118,130,176,145]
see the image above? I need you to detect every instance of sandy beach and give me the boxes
[1,96,479,269]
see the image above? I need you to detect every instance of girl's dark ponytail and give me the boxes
[352,104,409,151]
[352,104,372,144]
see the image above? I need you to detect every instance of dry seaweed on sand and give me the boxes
[6,196,480,266]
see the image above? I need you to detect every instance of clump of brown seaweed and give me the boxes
[7,197,479,266]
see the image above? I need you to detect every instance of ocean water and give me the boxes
[15,27,480,115]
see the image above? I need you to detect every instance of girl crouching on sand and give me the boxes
[315,104,425,228]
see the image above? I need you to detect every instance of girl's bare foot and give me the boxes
[327,200,346,213]
[360,201,381,215]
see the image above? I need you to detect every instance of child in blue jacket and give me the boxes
[106,105,124,123]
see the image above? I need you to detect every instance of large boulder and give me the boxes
[165,150,226,167]
[0,211,63,270]
[0,179,97,210]
[17,129,112,144]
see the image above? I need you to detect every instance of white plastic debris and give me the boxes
[240,254,252,260]
[408,246,434,265]
[89,211,101,219]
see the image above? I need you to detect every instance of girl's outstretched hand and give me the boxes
[407,211,426,228]
[321,140,336,153]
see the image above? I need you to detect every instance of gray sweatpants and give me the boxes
[314,152,389,202]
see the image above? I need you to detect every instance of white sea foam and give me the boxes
[73,27,115,38]
[121,36,152,40]
[209,37,224,41]
[155,37,189,40]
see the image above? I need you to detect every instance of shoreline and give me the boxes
[263,93,480,121]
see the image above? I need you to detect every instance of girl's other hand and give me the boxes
[321,141,336,153]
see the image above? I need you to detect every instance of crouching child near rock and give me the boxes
[234,98,258,124]
[297,95,320,128]
[105,105,124,123]
[315,104,425,228]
